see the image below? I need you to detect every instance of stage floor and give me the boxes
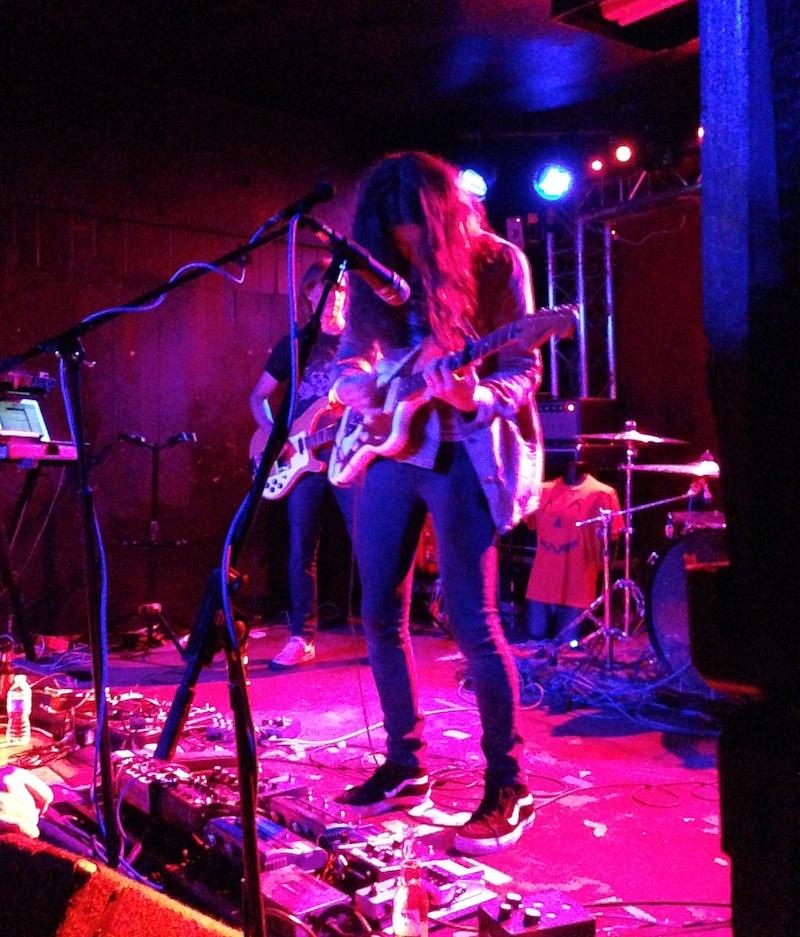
[14,621,732,936]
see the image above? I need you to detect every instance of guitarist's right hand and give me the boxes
[331,372,379,410]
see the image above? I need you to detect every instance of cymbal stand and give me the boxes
[574,508,618,668]
[619,420,645,637]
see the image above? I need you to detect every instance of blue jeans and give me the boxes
[352,443,524,790]
[524,601,582,640]
[287,472,354,640]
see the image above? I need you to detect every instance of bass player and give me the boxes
[249,259,354,669]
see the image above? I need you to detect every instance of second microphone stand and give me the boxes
[118,430,196,654]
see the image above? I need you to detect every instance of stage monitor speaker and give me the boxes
[0,833,241,937]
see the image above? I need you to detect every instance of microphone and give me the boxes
[166,431,198,447]
[118,432,146,446]
[304,219,411,306]
[257,181,334,233]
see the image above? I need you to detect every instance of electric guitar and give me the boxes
[249,396,343,500]
[327,304,578,487]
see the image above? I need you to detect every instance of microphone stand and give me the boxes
[153,243,339,937]
[0,210,314,937]
[63,335,122,866]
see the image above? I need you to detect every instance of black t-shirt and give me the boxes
[264,326,340,419]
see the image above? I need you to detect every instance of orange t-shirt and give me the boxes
[525,474,624,608]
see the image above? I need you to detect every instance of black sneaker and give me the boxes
[335,761,431,815]
[453,783,535,855]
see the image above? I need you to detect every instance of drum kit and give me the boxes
[570,420,726,677]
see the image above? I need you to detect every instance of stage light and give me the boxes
[532,164,574,202]
[458,168,489,199]
[613,144,634,163]
[697,126,705,141]
[589,157,605,173]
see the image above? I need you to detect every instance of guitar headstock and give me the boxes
[513,303,579,347]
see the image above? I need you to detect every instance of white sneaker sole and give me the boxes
[353,791,432,818]
[269,650,315,669]
[453,811,535,856]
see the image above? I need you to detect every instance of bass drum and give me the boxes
[646,528,728,695]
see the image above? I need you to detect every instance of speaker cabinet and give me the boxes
[0,833,240,937]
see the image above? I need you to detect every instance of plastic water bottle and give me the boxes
[5,673,32,746]
[0,642,13,716]
[392,838,429,937]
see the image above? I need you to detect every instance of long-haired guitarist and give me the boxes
[330,151,545,856]
[248,260,354,670]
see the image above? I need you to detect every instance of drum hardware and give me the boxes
[625,452,721,478]
[411,513,451,637]
[572,479,710,669]
[572,508,621,668]
[666,509,726,540]
[646,527,728,695]
[580,420,687,639]
[578,427,687,447]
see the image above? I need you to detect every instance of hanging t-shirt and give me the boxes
[525,474,624,609]
[264,327,340,420]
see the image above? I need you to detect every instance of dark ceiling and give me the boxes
[5,0,699,149]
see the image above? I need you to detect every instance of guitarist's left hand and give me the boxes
[422,361,489,414]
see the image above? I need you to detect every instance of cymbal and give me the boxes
[625,458,721,478]
[578,429,687,445]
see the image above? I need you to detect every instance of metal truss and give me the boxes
[538,161,701,399]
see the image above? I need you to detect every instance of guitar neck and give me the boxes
[395,308,573,400]
[306,423,339,450]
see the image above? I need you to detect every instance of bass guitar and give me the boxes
[327,304,577,487]
[250,396,343,500]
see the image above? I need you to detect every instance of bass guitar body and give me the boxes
[250,397,342,500]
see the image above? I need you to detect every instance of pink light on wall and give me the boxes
[599,0,691,27]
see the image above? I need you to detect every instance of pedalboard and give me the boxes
[117,760,242,832]
[478,890,595,937]
[109,755,592,937]
[354,855,502,928]
[257,714,301,740]
[334,821,455,884]
[205,814,328,872]
[266,791,356,845]
[116,756,308,835]
[259,864,350,920]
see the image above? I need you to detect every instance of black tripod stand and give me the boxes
[118,430,196,655]
[566,480,712,668]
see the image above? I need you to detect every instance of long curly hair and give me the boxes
[348,151,484,351]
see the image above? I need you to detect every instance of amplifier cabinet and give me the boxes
[538,397,619,442]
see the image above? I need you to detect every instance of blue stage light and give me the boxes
[532,164,574,201]
[458,168,489,200]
